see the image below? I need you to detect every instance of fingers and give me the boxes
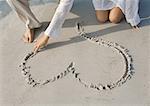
[33,43,45,53]
[33,45,40,53]
[132,26,140,31]
[33,39,40,53]
[33,33,50,53]
[33,40,45,53]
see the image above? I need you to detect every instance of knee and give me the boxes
[109,16,121,24]
[96,16,108,23]
[109,11,123,24]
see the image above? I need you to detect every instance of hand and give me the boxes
[132,25,140,31]
[33,33,49,53]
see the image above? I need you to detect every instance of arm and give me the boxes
[45,0,74,37]
[34,0,74,52]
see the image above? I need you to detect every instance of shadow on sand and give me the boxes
[1,0,149,50]
[34,0,150,51]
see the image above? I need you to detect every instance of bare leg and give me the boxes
[109,7,124,24]
[95,10,110,23]
[7,0,41,43]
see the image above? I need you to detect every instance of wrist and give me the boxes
[45,35,49,41]
[43,33,50,39]
[44,32,50,37]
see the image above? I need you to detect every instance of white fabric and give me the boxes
[6,0,42,29]
[44,0,74,37]
[7,0,140,36]
[125,0,141,26]
[7,0,141,37]
[92,0,141,26]
[92,0,116,10]
[45,0,140,37]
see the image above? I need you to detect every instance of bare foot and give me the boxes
[22,28,35,43]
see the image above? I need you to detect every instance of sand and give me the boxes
[0,0,149,105]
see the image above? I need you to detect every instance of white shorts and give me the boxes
[92,0,125,13]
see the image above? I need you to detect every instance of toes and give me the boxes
[28,31,34,43]
[22,35,29,43]
[27,35,32,43]
[22,29,34,43]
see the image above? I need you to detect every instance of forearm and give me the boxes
[44,0,74,37]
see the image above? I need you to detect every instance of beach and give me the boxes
[0,0,150,105]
